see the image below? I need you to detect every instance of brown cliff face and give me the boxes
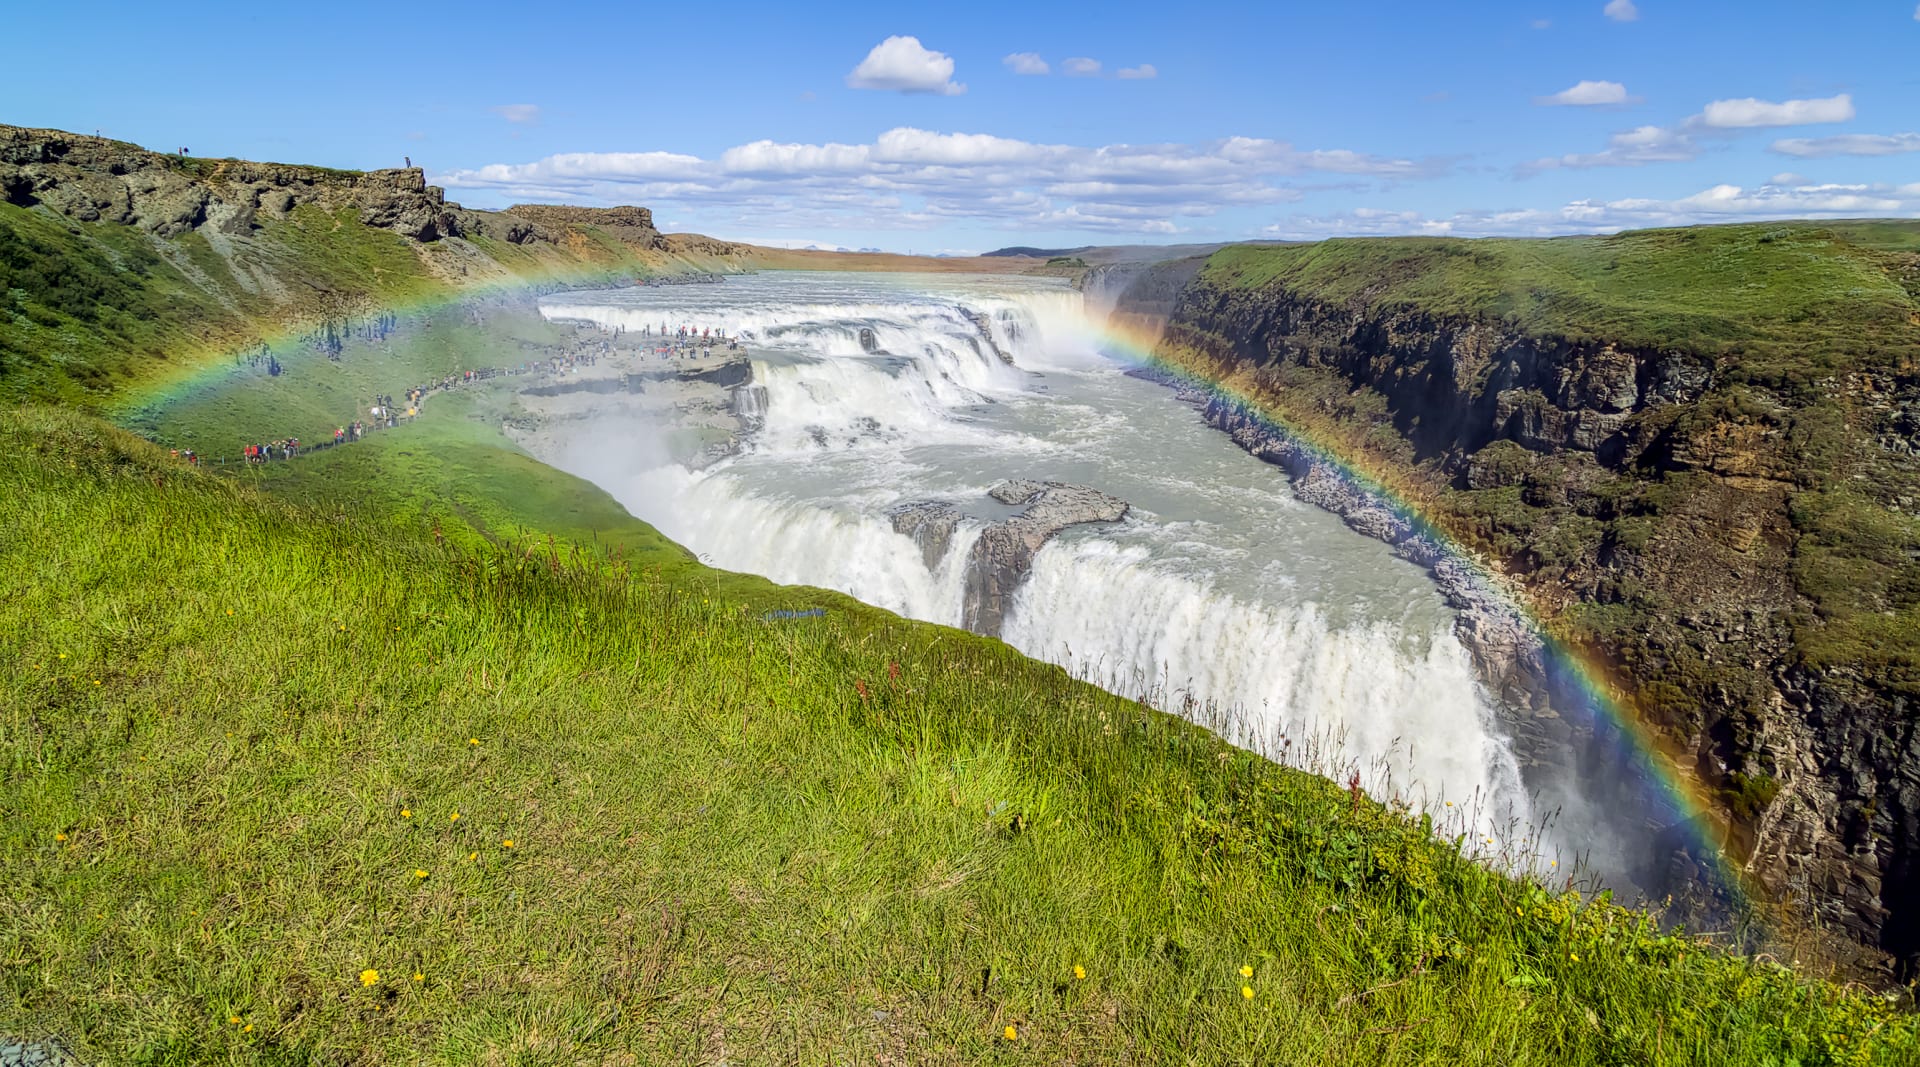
[503,204,671,252]
[1129,257,1920,978]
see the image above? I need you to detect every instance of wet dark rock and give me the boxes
[888,501,961,571]
[959,307,1015,365]
[889,481,1129,635]
[0,1036,87,1067]
[965,481,1130,635]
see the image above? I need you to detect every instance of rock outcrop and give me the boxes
[889,481,1130,635]
[958,307,1015,365]
[0,125,734,258]
[505,204,667,251]
[0,125,529,244]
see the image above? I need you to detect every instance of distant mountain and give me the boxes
[984,240,1305,267]
[982,245,1093,258]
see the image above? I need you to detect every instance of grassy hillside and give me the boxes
[1200,222,1920,387]
[5,405,1917,1064]
[0,199,650,412]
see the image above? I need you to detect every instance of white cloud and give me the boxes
[1003,52,1049,75]
[1532,18,1552,29]
[491,104,541,124]
[1771,132,1920,158]
[872,128,1052,165]
[1536,80,1631,106]
[1695,93,1854,129]
[436,127,1449,238]
[1914,2,1919,20]
[846,36,965,95]
[719,140,871,174]
[1524,91,1860,174]
[1521,124,1697,172]
[1116,64,1158,80]
[1062,57,1102,77]
[1265,178,1920,240]
[1603,0,1639,22]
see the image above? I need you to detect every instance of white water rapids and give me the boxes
[536,272,1551,857]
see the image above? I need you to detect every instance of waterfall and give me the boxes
[532,273,1549,857]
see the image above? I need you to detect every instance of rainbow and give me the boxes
[122,267,1747,909]
[113,261,658,423]
[1086,313,1747,908]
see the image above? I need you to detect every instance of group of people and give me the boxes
[197,374,478,469]
[522,352,599,377]
[368,393,415,429]
[245,439,302,463]
[631,323,740,356]
[179,314,742,469]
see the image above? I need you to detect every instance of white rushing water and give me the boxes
[537,272,1545,854]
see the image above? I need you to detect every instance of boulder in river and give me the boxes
[890,480,1129,636]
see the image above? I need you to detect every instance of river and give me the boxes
[535,271,1560,865]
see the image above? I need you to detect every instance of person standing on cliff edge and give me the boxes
[405,155,411,168]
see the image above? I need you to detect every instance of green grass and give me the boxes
[1,202,233,405]
[5,405,1917,1064]
[0,198,669,412]
[1202,222,1920,393]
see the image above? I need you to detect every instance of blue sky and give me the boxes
[7,1,1919,252]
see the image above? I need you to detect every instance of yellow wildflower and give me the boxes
[226,610,234,616]
[449,811,460,821]
[54,832,67,842]
[1569,953,1580,962]
[413,972,424,983]
[415,869,428,879]
[501,839,514,848]
[1003,1025,1017,1041]
[400,809,412,818]
[243,1024,252,1033]
[1239,964,1253,978]
[467,851,478,861]
[468,738,479,746]
[228,1015,240,1025]
[360,969,380,986]
[1073,964,1086,980]
[58,653,66,659]
[1241,985,1254,1000]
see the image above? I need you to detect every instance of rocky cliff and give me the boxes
[1117,226,1920,976]
[2,125,540,245]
